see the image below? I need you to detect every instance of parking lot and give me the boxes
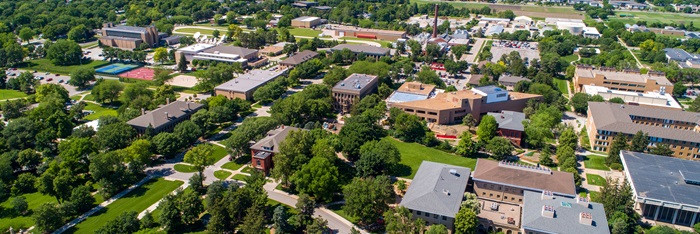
[490,40,540,64]
[82,46,104,61]
[6,69,81,96]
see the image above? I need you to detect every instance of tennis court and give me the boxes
[119,67,156,81]
[95,63,138,75]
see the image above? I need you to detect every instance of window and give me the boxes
[417,211,422,215]
[442,216,447,221]
[497,195,500,198]
[433,214,438,219]
[425,212,430,217]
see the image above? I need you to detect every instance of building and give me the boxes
[399,161,471,230]
[583,27,601,39]
[127,101,203,135]
[386,82,437,105]
[582,85,682,110]
[545,18,584,25]
[513,16,533,27]
[485,25,504,36]
[291,16,323,28]
[292,1,318,8]
[214,69,289,101]
[487,111,526,147]
[260,42,291,56]
[161,35,182,46]
[498,75,529,91]
[332,74,378,113]
[521,191,610,234]
[175,44,265,68]
[472,159,577,233]
[480,17,511,26]
[556,21,586,35]
[250,126,301,174]
[573,66,673,94]
[325,24,406,41]
[664,48,700,69]
[99,23,159,50]
[610,1,649,9]
[621,151,700,230]
[330,44,391,59]
[586,102,700,159]
[279,50,319,69]
[673,4,700,12]
[390,86,542,125]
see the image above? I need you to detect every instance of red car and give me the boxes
[46,78,53,81]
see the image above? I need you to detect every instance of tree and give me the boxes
[296,193,316,224]
[153,47,169,64]
[607,133,627,165]
[462,114,476,129]
[68,185,96,214]
[558,128,578,149]
[384,206,425,234]
[33,203,63,233]
[159,192,182,232]
[570,93,590,114]
[95,211,140,234]
[291,157,339,203]
[174,120,202,145]
[650,143,673,156]
[184,144,215,188]
[425,225,449,234]
[451,45,467,60]
[12,196,28,215]
[486,137,514,160]
[240,206,265,234]
[153,132,184,156]
[343,176,394,225]
[91,79,124,103]
[212,30,220,38]
[12,71,39,94]
[415,66,445,87]
[96,121,136,150]
[689,97,700,112]
[178,189,204,225]
[272,206,289,233]
[454,209,478,234]
[69,67,96,89]
[673,81,688,97]
[629,130,649,152]
[177,53,188,72]
[455,132,479,157]
[391,113,425,143]
[46,39,82,66]
[19,27,35,42]
[476,115,497,142]
[356,140,401,178]
[253,80,285,103]
[338,114,385,161]
[67,24,91,42]
[539,145,555,167]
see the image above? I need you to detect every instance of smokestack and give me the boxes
[433,4,439,38]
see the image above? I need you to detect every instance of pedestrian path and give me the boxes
[138,180,190,219]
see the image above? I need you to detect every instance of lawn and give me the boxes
[83,94,95,101]
[174,164,197,173]
[67,178,183,234]
[83,102,118,121]
[327,204,360,224]
[553,78,569,97]
[562,54,579,64]
[221,156,250,171]
[385,137,477,179]
[214,170,232,180]
[0,89,28,100]
[0,192,57,231]
[583,155,610,171]
[231,174,249,181]
[586,173,607,186]
[607,11,700,26]
[210,144,229,162]
[287,28,323,37]
[24,59,109,75]
[338,37,393,47]
[580,126,591,150]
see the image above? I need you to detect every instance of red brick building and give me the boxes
[250,126,301,174]
[487,111,526,147]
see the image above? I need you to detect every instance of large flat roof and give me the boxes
[587,102,700,143]
[178,43,216,53]
[399,161,471,218]
[332,73,378,94]
[621,151,700,209]
[472,159,577,197]
[214,69,288,93]
[104,25,149,33]
[329,25,406,36]
[202,45,258,58]
[331,44,390,56]
[583,85,681,109]
[522,191,610,234]
[293,16,320,22]
[575,68,673,86]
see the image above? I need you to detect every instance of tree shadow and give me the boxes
[391,164,412,178]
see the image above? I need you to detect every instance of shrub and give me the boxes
[609,163,623,171]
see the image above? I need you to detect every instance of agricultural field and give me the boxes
[608,11,700,26]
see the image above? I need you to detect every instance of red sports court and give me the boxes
[119,67,155,80]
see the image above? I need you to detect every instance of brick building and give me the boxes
[573,66,673,94]
[250,126,301,174]
[487,111,526,147]
[99,23,159,50]
[331,74,378,113]
[214,69,289,101]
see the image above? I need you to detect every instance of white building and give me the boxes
[514,16,533,27]
[583,85,681,110]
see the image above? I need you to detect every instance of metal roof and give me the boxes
[522,191,610,234]
[399,161,471,218]
[487,111,526,132]
[332,73,378,93]
[621,151,700,208]
[214,69,288,93]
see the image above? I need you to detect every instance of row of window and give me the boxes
[414,210,448,221]
[602,81,646,89]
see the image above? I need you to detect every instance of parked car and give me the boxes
[58,79,64,83]
[46,78,53,81]
[45,72,50,75]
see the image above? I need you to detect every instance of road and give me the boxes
[465,38,486,64]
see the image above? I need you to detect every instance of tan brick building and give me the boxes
[586,102,700,160]
[573,66,673,94]
[326,24,406,41]
[331,74,378,113]
[291,16,323,28]
[214,69,289,101]
[390,86,542,125]
[99,23,159,50]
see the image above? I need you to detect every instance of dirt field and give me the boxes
[166,75,198,88]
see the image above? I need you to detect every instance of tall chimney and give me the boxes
[433,4,439,38]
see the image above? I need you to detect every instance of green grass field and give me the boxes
[562,54,579,64]
[24,59,109,75]
[385,137,477,179]
[210,144,229,162]
[67,178,183,234]
[221,156,250,171]
[83,102,118,121]
[231,174,249,181]
[608,11,700,26]
[0,192,57,231]
[586,173,606,186]
[0,89,28,100]
[328,204,360,224]
[214,170,232,180]
[338,37,393,47]
[580,126,591,150]
[553,78,569,97]
[173,164,197,173]
[583,155,610,171]
[287,28,324,37]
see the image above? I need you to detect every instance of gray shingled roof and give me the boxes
[587,102,700,143]
[399,161,471,218]
[522,191,610,234]
[488,111,526,131]
[664,48,697,62]
[280,50,319,66]
[331,44,390,56]
[127,101,203,129]
[249,127,301,153]
[621,151,700,208]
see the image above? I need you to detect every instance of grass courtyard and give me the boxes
[23,59,109,75]
[385,137,477,179]
[67,178,183,234]
[0,192,57,231]
[173,164,198,173]
[221,156,250,171]
[586,173,607,186]
[287,28,324,37]
[83,102,118,121]
[553,78,570,97]
[214,170,232,180]
[583,155,610,171]
[0,89,28,100]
